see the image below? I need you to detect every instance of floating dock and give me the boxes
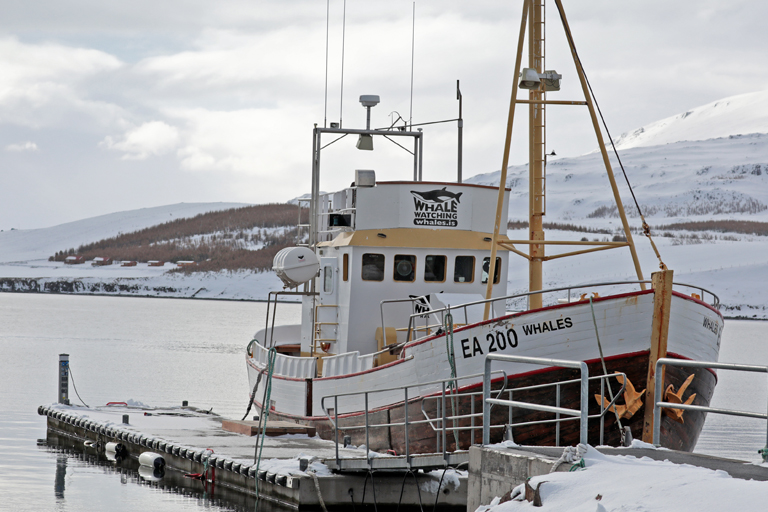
[38,403,468,510]
[39,403,768,510]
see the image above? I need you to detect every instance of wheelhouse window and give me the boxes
[323,266,333,292]
[362,253,385,281]
[342,253,349,282]
[424,255,446,282]
[482,257,502,284]
[393,254,416,282]
[454,256,475,283]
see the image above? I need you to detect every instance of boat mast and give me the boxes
[528,0,545,309]
[483,0,648,319]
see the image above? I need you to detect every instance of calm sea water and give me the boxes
[1,293,766,511]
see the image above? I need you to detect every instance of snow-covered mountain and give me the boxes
[613,89,768,150]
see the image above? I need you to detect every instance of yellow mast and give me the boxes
[528,0,545,309]
[484,0,646,320]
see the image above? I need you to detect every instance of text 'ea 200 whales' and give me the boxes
[459,317,574,359]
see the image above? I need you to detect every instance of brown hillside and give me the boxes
[49,204,308,273]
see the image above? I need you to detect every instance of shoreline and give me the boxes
[0,286,762,319]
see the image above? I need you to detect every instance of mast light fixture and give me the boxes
[519,68,562,91]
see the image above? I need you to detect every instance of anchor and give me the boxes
[663,374,696,423]
[594,374,644,420]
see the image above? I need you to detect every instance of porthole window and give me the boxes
[424,255,446,282]
[482,257,502,284]
[454,256,475,283]
[394,255,416,282]
[362,253,385,281]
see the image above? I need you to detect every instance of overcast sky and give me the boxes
[1,1,765,230]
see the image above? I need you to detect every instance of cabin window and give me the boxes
[323,266,333,293]
[362,253,385,281]
[393,254,416,282]
[482,257,502,284]
[454,256,475,283]
[424,255,446,282]
[342,254,349,281]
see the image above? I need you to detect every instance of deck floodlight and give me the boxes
[519,69,562,91]
[356,134,374,151]
[519,68,541,89]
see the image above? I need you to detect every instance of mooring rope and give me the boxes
[253,347,277,505]
[588,297,623,432]
[308,470,329,512]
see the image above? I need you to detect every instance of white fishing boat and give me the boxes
[245,0,723,453]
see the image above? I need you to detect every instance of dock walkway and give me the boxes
[38,403,467,510]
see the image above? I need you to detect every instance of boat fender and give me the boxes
[138,451,166,471]
[105,442,127,457]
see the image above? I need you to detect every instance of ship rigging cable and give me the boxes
[552,0,666,269]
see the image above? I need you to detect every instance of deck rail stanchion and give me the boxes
[652,358,768,453]
[482,354,590,446]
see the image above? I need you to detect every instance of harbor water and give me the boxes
[1,293,766,511]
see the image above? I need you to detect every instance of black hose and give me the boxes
[241,370,264,421]
[68,365,89,408]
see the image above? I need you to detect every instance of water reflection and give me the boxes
[42,430,295,512]
[54,453,66,500]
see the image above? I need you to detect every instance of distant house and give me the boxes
[92,257,113,266]
[176,261,196,268]
[148,260,165,267]
[64,255,85,265]
[120,261,138,267]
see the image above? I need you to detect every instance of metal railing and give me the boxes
[652,358,768,456]
[422,369,625,449]
[321,370,508,469]
[401,280,719,344]
[483,354,591,445]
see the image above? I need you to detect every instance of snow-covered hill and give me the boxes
[0,202,249,263]
[468,133,768,224]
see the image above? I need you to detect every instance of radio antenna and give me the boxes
[323,0,330,128]
[409,1,416,129]
[339,0,347,128]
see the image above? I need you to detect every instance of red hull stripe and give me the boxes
[250,350,715,422]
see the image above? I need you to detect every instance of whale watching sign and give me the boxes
[410,187,465,227]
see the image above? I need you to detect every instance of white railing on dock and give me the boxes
[652,358,768,460]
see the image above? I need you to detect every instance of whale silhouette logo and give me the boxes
[410,188,463,204]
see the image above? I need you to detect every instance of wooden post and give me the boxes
[642,269,674,443]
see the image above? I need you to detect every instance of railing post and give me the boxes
[365,393,370,468]
[334,396,339,467]
[482,357,492,445]
[579,362,589,445]
[599,378,605,446]
[441,382,447,460]
[653,360,663,446]
[404,387,410,468]
[555,383,561,447]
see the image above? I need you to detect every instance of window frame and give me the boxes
[361,253,385,282]
[453,255,475,283]
[393,254,417,282]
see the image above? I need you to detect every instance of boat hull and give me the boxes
[246,289,722,453]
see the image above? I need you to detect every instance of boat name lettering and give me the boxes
[702,317,720,336]
[521,317,573,336]
[460,328,518,358]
